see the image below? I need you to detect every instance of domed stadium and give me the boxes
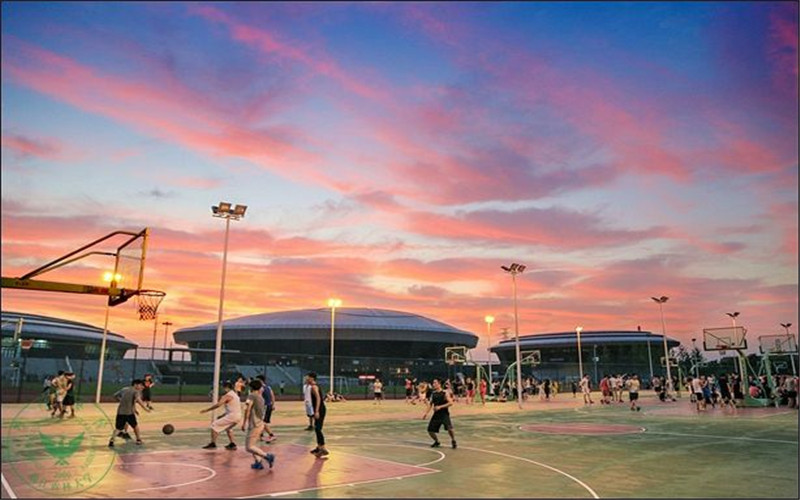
[173,308,478,383]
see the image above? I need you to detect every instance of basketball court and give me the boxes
[2,394,797,499]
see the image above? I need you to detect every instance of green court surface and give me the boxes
[2,393,797,498]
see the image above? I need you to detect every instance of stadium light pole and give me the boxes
[651,296,673,398]
[726,312,741,377]
[485,315,495,395]
[328,298,342,397]
[211,202,247,418]
[95,271,121,404]
[501,263,526,410]
[575,326,584,381]
[780,323,796,375]
[691,337,699,378]
[162,321,173,351]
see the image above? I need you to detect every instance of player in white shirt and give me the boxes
[200,381,242,450]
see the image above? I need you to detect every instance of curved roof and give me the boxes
[491,330,680,351]
[174,307,477,346]
[1,311,137,349]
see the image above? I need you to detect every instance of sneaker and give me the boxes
[430,441,441,448]
[451,441,457,449]
[251,461,264,470]
[310,447,320,455]
[266,453,275,469]
[316,448,330,457]
[636,406,641,412]
[202,442,217,449]
[108,441,114,448]
[225,443,237,450]
[135,440,143,446]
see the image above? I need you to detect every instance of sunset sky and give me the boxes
[2,2,797,359]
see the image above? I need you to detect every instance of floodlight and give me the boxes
[233,204,248,216]
[218,201,232,212]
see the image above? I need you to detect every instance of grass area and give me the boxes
[2,393,797,498]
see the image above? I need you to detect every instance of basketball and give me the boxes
[162,423,175,435]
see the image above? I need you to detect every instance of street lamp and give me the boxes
[210,201,247,416]
[328,298,342,397]
[485,315,495,395]
[691,337,699,378]
[651,296,673,398]
[575,326,584,382]
[501,262,526,410]
[162,321,174,350]
[726,312,741,377]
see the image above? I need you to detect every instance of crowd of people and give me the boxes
[683,373,799,410]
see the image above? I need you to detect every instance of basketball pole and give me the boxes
[95,297,112,404]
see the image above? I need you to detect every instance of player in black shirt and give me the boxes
[422,378,457,449]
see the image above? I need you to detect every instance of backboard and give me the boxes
[758,334,798,355]
[520,350,541,366]
[444,346,468,365]
[702,326,747,351]
[1,228,149,307]
[660,356,679,367]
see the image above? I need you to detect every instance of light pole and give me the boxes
[328,298,342,397]
[726,312,741,377]
[651,296,673,398]
[485,315,495,395]
[691,337,699,378]
[96,271,120,404]
[211,202,247,416]
[150,312,159,360]
[501,263,526,410]
[162,321,173,352]
[780,323,796,376]
[575,326,584,382]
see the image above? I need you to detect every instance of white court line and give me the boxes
[236,443,441,499]
[643,430,797,445]
[517,424,647,434]
[332,443,446,467]
[1,472,18,499]
[371,437,600,499]
[119,461,217,492]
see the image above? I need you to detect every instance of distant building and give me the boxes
[173,308,478,381]
[1,311,137,360]
[491,330,681,384]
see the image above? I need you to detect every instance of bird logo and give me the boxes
[39,432,84,465]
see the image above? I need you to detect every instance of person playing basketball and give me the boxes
[108,379,151,447]
[256,374,277,442]
[141,374,155,410]
[307,372,329,457]
[373,378,383,404]
[200,381,242,450]
[422,378,457,449]
[241,379,275,470]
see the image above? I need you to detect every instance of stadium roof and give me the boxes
[491,330,680,351]
[1,311,137,349]
[174,307,477,346]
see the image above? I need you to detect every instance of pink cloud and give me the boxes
[1,131,84,162]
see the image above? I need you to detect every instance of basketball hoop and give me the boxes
[135,290,166,320]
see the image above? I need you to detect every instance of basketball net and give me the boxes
[135,290,166,321]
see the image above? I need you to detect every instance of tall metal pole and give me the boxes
[329,301,338,397]
[485,316,494,395]
[151,312,159,360]
[512,272,523,410]
[95,299,112,404]
[212,216,231,417]
[691,338,699,378]
[728,313,741,378]
[162,321,173,350]
[658,301,673,396]
[646,334,654,382]
[576,326,584,381]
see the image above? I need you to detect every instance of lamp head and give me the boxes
[575,326,583,333]
[218,201,232,213]
[726,312,740,319]
[328,298,342,308]
[484,315,495,324]
[233,204,248,216]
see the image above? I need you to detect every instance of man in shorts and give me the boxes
[579,374,594,405]
[200,381,242,450]
[373,378,383,404]
[303,378,315,431]
[307,372,329,457]
[422,378,457,449]
[241,379,275,470]
[626,374,641,411]
[108,379,151,447]
[141,374,155,410]
[256,374,277,442]
[51,371,67,418]
[60,372,76,419]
